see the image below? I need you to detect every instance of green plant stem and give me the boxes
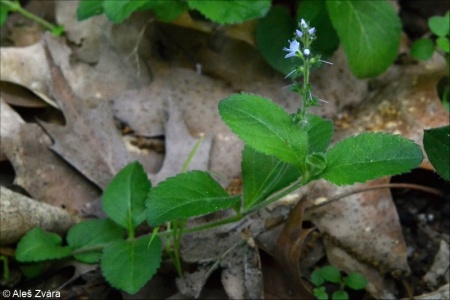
[0,256,9,279]
[246,178,304,214]
[182,135,205,173]
[171,219,185,277]
[301,59,310,119]
[183,214,243,234]
[0,0,62,34]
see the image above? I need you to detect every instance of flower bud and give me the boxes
[300,19,308,28]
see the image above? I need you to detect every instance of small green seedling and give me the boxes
[15,18,423,294]
[410,11,449,110]
[311,265,368,300]
[411,10,449,60]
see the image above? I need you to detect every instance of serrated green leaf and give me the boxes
[138,0,187,22]
[188,0,270,24]
[102,161,151,231]
[321,133,423,185]
[297,0,340,57]
[101,235,161,295]
[320,265,341,283]
[256,5,296,75]
[219,93,308,171]
[102,0,147,23]
[344,272,368,290]
[423,125,450,181]
[304,114,334,154]
[429,15,449,37]
[411,38,435,61]
[147,171,240,226]
[242,145,300,210]
[77,0,104,21]
[16,228,72,262]
[326,0,401,78]
[67,219,125,263]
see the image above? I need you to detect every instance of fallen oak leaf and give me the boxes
[39,35,132,189]
[0,100,100,212]
[304,179,410,299]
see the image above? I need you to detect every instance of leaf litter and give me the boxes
[0,2,449,299]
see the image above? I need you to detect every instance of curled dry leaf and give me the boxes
[0,188,78,245]
[0,100,99,212]
[0,81,48,108]
[0,43,55,106]
[274,196,315,299]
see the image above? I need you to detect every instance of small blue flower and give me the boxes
[303,49,310,56]
[308,27,315,35]
[283,40,300,58]
[296,29,303,38]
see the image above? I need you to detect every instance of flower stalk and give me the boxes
[283,19,331,125]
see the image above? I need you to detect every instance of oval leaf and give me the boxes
[296,0,340,57]
[326,0,401,78]
[320,265,341,283]
[428,15,450,37]
[16,228,72,262]
[101,235,161,294]
[188,0,271,24]
[423,125,450,181]
[219,93,308,171]
[102,161,151,231]
[256,5,296,75]
[344,272,368,290]
[321,133,423,185]
[146,171,240,226]
[411,38,435,61]
[67,219,125,263]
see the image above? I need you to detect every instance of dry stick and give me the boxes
[126,19,154,78]
[307,183,445,212]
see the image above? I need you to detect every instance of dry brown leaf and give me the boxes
[0,188,78,245]
[0,81,48,108]
[38,36,132,189]
[0,100,99,212]
[305,179,409,299]
[273,196,315,299]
